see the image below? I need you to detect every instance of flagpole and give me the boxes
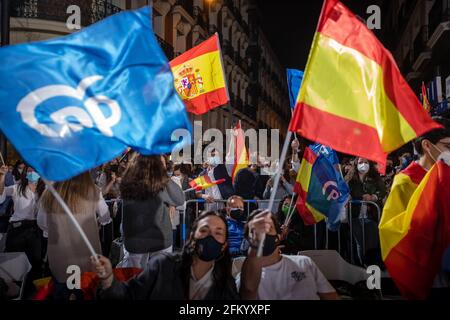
[284,192,297,227]
[283,192,295,226]
[42,179,100,264]
[257,129,293,257]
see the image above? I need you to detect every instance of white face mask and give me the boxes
[357,163,370,174]
[208,155,221,167]
[431,144,450,166]
[438,151,450,166]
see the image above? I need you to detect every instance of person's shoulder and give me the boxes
[148,252,183,268]
[282,255,314,269]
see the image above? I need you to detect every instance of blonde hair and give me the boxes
[40,172,99,214]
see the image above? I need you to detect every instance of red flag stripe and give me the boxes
[182,87,229,115]
[169,34,219,67]
[290,102,386,164]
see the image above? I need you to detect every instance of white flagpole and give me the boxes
[42,179,100,264]
[0,151,5,166]
[257,130,293,257]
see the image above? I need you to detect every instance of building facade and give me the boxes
[379,0,450,115]
[7,0,290,137]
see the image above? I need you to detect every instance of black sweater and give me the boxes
[97,253,240,300]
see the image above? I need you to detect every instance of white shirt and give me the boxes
[37,191,111,238]
[189,264,214,300]
[236,255,335,300]
[205,167,223,211]
[0,184,38,222]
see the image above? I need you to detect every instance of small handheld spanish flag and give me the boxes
[170,33,229,115]
[422,82,431,112]
[189,175,226,191]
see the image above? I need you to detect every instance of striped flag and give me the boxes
[189,175,226,191]
[379,161,450,299]
[231,121,249,184]
[288,0,440,171]
[422,82,431,112]
[170,33,229,115]
[294,146,349,230]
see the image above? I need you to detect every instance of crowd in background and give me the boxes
[0,117,449,300]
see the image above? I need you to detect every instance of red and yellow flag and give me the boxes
[288,0,440,170]
[422,82,431,112]
[169,33,229,115]
[380,162,450,299]
[189,174,225,191]
[231,121,249,184]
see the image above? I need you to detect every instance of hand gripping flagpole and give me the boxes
[257,130,293,257]
[42,179,100,264]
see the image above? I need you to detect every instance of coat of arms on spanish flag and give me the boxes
[169,33,229,115]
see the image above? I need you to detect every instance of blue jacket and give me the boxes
[227,218,245,256]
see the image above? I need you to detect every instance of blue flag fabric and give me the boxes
[0,7,191,181]
[309,143,340,166]
[307,147,349,231]
[286,69,304,110]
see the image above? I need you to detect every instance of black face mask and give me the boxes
[262,234,278,256]
[230,209,246,222]
[195,235,223,262]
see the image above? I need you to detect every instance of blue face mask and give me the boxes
[26,172,40,184]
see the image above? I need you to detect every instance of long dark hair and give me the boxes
[17,166,30,198]
[11,160,24,182]
[180,211,233,299]
[120,155,169,201]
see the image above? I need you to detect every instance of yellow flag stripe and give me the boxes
[297,159,313,191]
[171,51,226,100]
[298,32,417,152]
[379,170,432,260]
[306,203,326,223]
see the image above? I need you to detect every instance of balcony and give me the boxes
[175,0,194,18]
[195,10,208,31]
[10,0,122,26]
[222,40,234,60]
[224,0,243,26]
[400,51,413,76]
[235,97,243,112]
[428,0,450,48]
[412,25,431,71]
[155,35,174,60]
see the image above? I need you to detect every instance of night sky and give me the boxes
[257,0,373,70]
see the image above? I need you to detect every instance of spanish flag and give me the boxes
[33,268,142,300]
[380,161,450,299]
[288,0,440,170]
[380,162,427,238]
[170,33,229,115]
[231,121,249,184]
[422,82,431,112]
[189,174,225,191]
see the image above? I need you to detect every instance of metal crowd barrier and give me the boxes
[312,200,381,265]
[181,199,282,247]
[102,199,123,245]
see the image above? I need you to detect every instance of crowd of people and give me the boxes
[0,116,449,300]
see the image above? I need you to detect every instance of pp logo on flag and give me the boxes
[17,76,122,138]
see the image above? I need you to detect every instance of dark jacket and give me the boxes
[233,167,257,200]
[122,180,184,253]
[97,253,240,300]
